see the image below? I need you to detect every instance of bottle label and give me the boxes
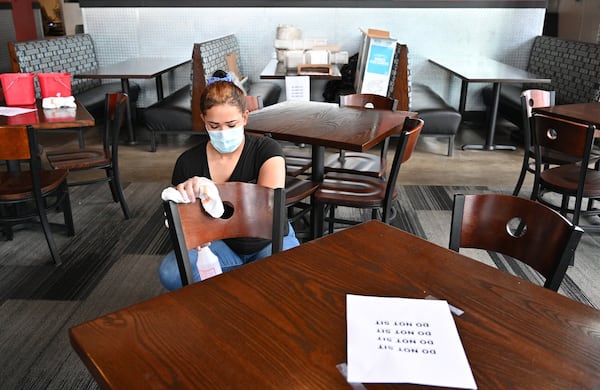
[196,245,222,280]
[199,267,220,280]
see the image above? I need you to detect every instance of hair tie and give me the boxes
[206,74,234,85]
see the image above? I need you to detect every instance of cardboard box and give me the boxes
[354,29,397,96]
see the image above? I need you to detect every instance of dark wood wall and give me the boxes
[77,0,547,8]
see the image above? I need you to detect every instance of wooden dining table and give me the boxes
[0,99,94,129]
[1,99,95,172]
[74,57,190,144]
[246,100,416,237]
[533,101,600,127]
[429,57,550,151]
[68,220,600,389]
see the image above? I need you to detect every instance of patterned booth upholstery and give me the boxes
[8,34,139,118]
[483,35,600,132]
[144,34,281,152]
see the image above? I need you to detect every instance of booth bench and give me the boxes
[8,34,140,119]
[390,44,462,157]
[144,34,281,152]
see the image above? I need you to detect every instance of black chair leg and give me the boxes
[112,170,131,219]
[106,169,119,203]
[60,182,75,236]
[37,206,62,266]
[328,206,335,234]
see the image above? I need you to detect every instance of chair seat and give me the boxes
[526,146,600,166]
[285,176,319,205]
[284,153,312,177]
[0,169,69,201]
[324,152,383,177]
[314,172,397,208]
[540,165,600,196]
[527,146,582,166]
[47,149,111,170]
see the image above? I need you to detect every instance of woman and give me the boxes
[158,79,299,290]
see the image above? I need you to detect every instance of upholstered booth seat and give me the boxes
[383,44,461,157]
[76,81,140,119]
[143,85,192,133]
[245,82,281,107]
[410,83,462,156]
[144,35,281,151]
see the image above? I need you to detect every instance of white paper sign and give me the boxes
[285,76,310,101]
[0,106,37,117]
[346,294,477,389]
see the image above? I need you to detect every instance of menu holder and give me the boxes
[297,64,333,76]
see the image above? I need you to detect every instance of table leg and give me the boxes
[462,82,516,151]
[458,79,468,115]
[120,79,137,145]
[155,75,164,101]
[310,145,325,239]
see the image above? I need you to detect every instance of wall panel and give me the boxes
[83,7,545,108]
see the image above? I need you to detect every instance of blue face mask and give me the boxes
[207,126,244,154]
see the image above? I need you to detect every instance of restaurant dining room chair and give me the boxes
[513,89,556,197]
[46,93,131,219]
[242,95,317,234]
[0,125,75,266]
[243,94,310,177]
[324,93,399,178]
[244,95,263,113]
[284,175,319,241]
[449,193,583,291]
[531,113,600,234]
[315,117,423,234]
[163,182,286,286]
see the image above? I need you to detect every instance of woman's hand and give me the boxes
[175,176,212,203]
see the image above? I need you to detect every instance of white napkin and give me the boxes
[161,177,224,218]
[42,96,76,109]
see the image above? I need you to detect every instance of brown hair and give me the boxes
[200,81,246,115]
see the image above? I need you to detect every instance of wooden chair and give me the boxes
[0,125,75,265]
[240,95,264,135]
[163,182,286,286]
[244,95,263,113]
[513,89,556,197]
[531,113,600,234]
[449,193,583,291]
[284,152,313,178]
[284,175,319,241]
[244,96,317,238]
[46,93,131,219]
[315,117,423,233]
[324,93,399,178]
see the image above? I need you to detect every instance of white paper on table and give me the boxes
[0,106,37,117]
[346,294,477,389]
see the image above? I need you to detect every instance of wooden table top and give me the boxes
[246,100,416,151]
[0,99,94,129]
[534,102,600,128]
[74,57,190,79]
[429,57,550,84]
[69,221,600,389]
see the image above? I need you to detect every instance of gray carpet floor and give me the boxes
[0,182,598,389]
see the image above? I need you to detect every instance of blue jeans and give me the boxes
[158,223,300,291]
